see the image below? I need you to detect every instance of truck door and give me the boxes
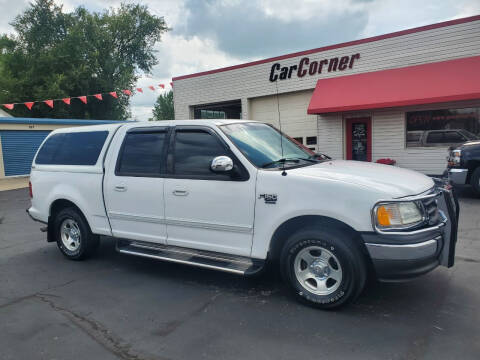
[104,126,169,244]
[164,126,256,257]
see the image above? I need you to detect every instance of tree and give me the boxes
[152,90,174,120]
[0,0,168,120]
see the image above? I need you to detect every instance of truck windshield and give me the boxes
[220,122,316,168]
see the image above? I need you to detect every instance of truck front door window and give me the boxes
[173,130,229,177]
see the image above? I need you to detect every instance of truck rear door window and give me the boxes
[116,131,167,176]
[35,131,108,165]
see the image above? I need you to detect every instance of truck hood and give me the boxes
[289,160,434,198]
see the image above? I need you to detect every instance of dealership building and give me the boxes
[172,15,480,175]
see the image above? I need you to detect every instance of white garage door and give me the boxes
[249,90,319,151]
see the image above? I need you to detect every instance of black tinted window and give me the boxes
[444,131,465,143]
[174,130,227,176]
[35,133,64,164]
[36,131,108,165]
[117,131,166,175]
[306,136,317,145]
[426,132,444,143]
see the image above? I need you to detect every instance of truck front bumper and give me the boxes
[448,168,468,185]
[362,186,459,282]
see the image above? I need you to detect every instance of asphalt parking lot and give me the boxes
[1,188,479,360]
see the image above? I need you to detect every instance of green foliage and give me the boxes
[0,0,168,119]
[152,90,174,120]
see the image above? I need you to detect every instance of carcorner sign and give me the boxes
[269,53,360,82]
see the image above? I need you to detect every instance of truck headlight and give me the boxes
[374,201,425,230]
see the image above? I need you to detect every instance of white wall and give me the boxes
[249,90,319,150]
[316,99,480,175]
[317,113,344,159]
[174,19,480,120]
[173,18,480,174]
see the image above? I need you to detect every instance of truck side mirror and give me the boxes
[211,156,234,172]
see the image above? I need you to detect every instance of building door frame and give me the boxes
[345,117,372,162]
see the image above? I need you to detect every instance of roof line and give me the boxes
[0,117,125,125]
[172,14,480,81]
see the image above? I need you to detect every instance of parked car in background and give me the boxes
[447,139,480,195]
[27,120,459,309]
[407,129,479,147]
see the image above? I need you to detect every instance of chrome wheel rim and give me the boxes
[60,219,81,252]
[294,245,343,296]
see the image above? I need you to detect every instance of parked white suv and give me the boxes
[27,120,459,309]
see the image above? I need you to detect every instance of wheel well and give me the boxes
[269,215,369,261]
[47,199,87,242]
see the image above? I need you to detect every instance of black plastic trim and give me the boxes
[361,229,443,245]
[373,257,440,282]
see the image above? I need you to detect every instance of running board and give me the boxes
[116,240,264,275]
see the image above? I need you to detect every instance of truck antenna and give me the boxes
[275,81,287,176]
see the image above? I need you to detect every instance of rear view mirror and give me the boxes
[211,156,234,172]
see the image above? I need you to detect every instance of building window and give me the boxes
[193,100,241,119]
[200,109,226,119]
[406,107,480,147]
[306,136,317,145]
[293,137,303,144]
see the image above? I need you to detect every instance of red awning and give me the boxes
[307,56,480,114]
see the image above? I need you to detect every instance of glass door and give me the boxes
[346,117,372,161]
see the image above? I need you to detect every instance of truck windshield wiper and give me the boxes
[261,158,300,168]
[294,157,318,163]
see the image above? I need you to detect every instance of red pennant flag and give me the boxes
[44,100,54,108]
[158,84,165,89]
[148,86,155,91]
[3,104,14,110]
[24,102,34,110]
[94,94,103,100]
[78,96,87,104]
[62,98,71,105]
[122,90,132,96]
[109,91,118,98]
[136,88,143,93]
[170,82,173,87]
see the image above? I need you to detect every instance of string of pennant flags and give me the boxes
[1,82,173,111]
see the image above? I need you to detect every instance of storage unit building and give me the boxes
[172,15,480,175]
[0,118,121,179]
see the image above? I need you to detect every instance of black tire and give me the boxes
[280,227,367,309]
[53,207,99,260]
[470,167,480,196]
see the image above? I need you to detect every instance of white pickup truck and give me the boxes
[27,120,459,309]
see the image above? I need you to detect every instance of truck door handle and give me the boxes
[173,189,188,196]
[114,185,127,192]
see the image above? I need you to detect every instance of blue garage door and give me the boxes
[0,130,51,176]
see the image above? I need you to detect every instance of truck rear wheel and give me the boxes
[280,227,367,309]
[54,207,99,260]
[470,167,480,196]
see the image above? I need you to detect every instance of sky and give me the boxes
[1,0,479,120]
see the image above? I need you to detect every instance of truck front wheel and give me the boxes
[53,207,99,260]
[280,227,367,309]
[470,167,480,195]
